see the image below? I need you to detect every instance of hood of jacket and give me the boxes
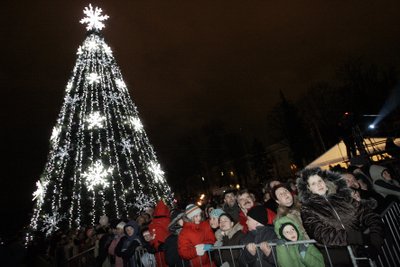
[274,216,303,241]
[153,200,170,218]
[369,164,387,183]
[123,220,140,240]
[296,167,352,204]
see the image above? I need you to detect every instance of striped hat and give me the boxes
[185,204,202,220]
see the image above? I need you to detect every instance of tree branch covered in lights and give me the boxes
[27,5,173,242]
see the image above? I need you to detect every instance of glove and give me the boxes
[214,240,223,247]
[203,244,213,252]
[195,244,205,256]
[298,243,308,259]
[347,230,363,245]
[368,233,384,250]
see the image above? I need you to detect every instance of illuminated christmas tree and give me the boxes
[27,5,172,240]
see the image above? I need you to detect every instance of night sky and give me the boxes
[2,0,400,238]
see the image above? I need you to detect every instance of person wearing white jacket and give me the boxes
[369,164,400,199]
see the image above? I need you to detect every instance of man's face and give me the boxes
[224,193,236,207]
[342,173,359,189]
[382,170,392,181]
[275,187,293,207]
[238,193,254,211]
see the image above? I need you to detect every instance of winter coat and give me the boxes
[274,198,309,240]
[297,168,384,266]
[369,164,400,199]
[148,200,170,267]
[115,221,142,267]
[214,223,244,267]
[274,216,324,267]
[108,235,124,267]
[238,225,278,267]
[164,214,189,267]
[178,220,216,267]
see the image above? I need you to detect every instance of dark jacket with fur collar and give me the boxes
[214,223,244,266]
[296,168,384,248]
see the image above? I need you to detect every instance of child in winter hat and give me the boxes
[274,216,324,267]
[209,208,224,230]
[185,204,202,222]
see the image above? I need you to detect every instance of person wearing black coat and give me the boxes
[238,205,278,267]
[164,210,189,267]
[296,167,384,266]
[115,220,142,267]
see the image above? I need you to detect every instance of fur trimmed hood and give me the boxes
[296,167,352,203]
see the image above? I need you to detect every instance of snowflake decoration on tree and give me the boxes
[80,4,109,31]
[32,180,49,203]
[128,192,155,211]
[65,95,80,106]
[108,92,121,104]
[87,72,101,84]
[129,116,144,132]
[82,160,113,191]
[54,145,70,159]
[148,161,165,183]
[86,111,105,129]
[120,138,133,153]
[41,212,65,237]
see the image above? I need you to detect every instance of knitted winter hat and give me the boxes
[209,208,224,219]
[247,205,268,226]
[116,221,126,230]
[185,204,202,220]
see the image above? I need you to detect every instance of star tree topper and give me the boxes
[80,4,109,31]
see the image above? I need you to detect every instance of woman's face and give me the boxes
[209,216,219,229]
[219,215,234,232]
[307,175,327,195]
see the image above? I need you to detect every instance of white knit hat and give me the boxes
[185,204,202,220]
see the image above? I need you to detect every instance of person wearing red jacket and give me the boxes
[148,200,171,267]
[237,189,276,233]
[178,204,216,267]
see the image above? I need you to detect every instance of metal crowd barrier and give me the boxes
[377,201,400,267]
[66,201,400,267]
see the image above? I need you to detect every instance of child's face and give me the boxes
[282,224,298,241]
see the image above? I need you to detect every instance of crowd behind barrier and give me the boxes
[64,201,400,267]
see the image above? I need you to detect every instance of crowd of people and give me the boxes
[29,160,399,267]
